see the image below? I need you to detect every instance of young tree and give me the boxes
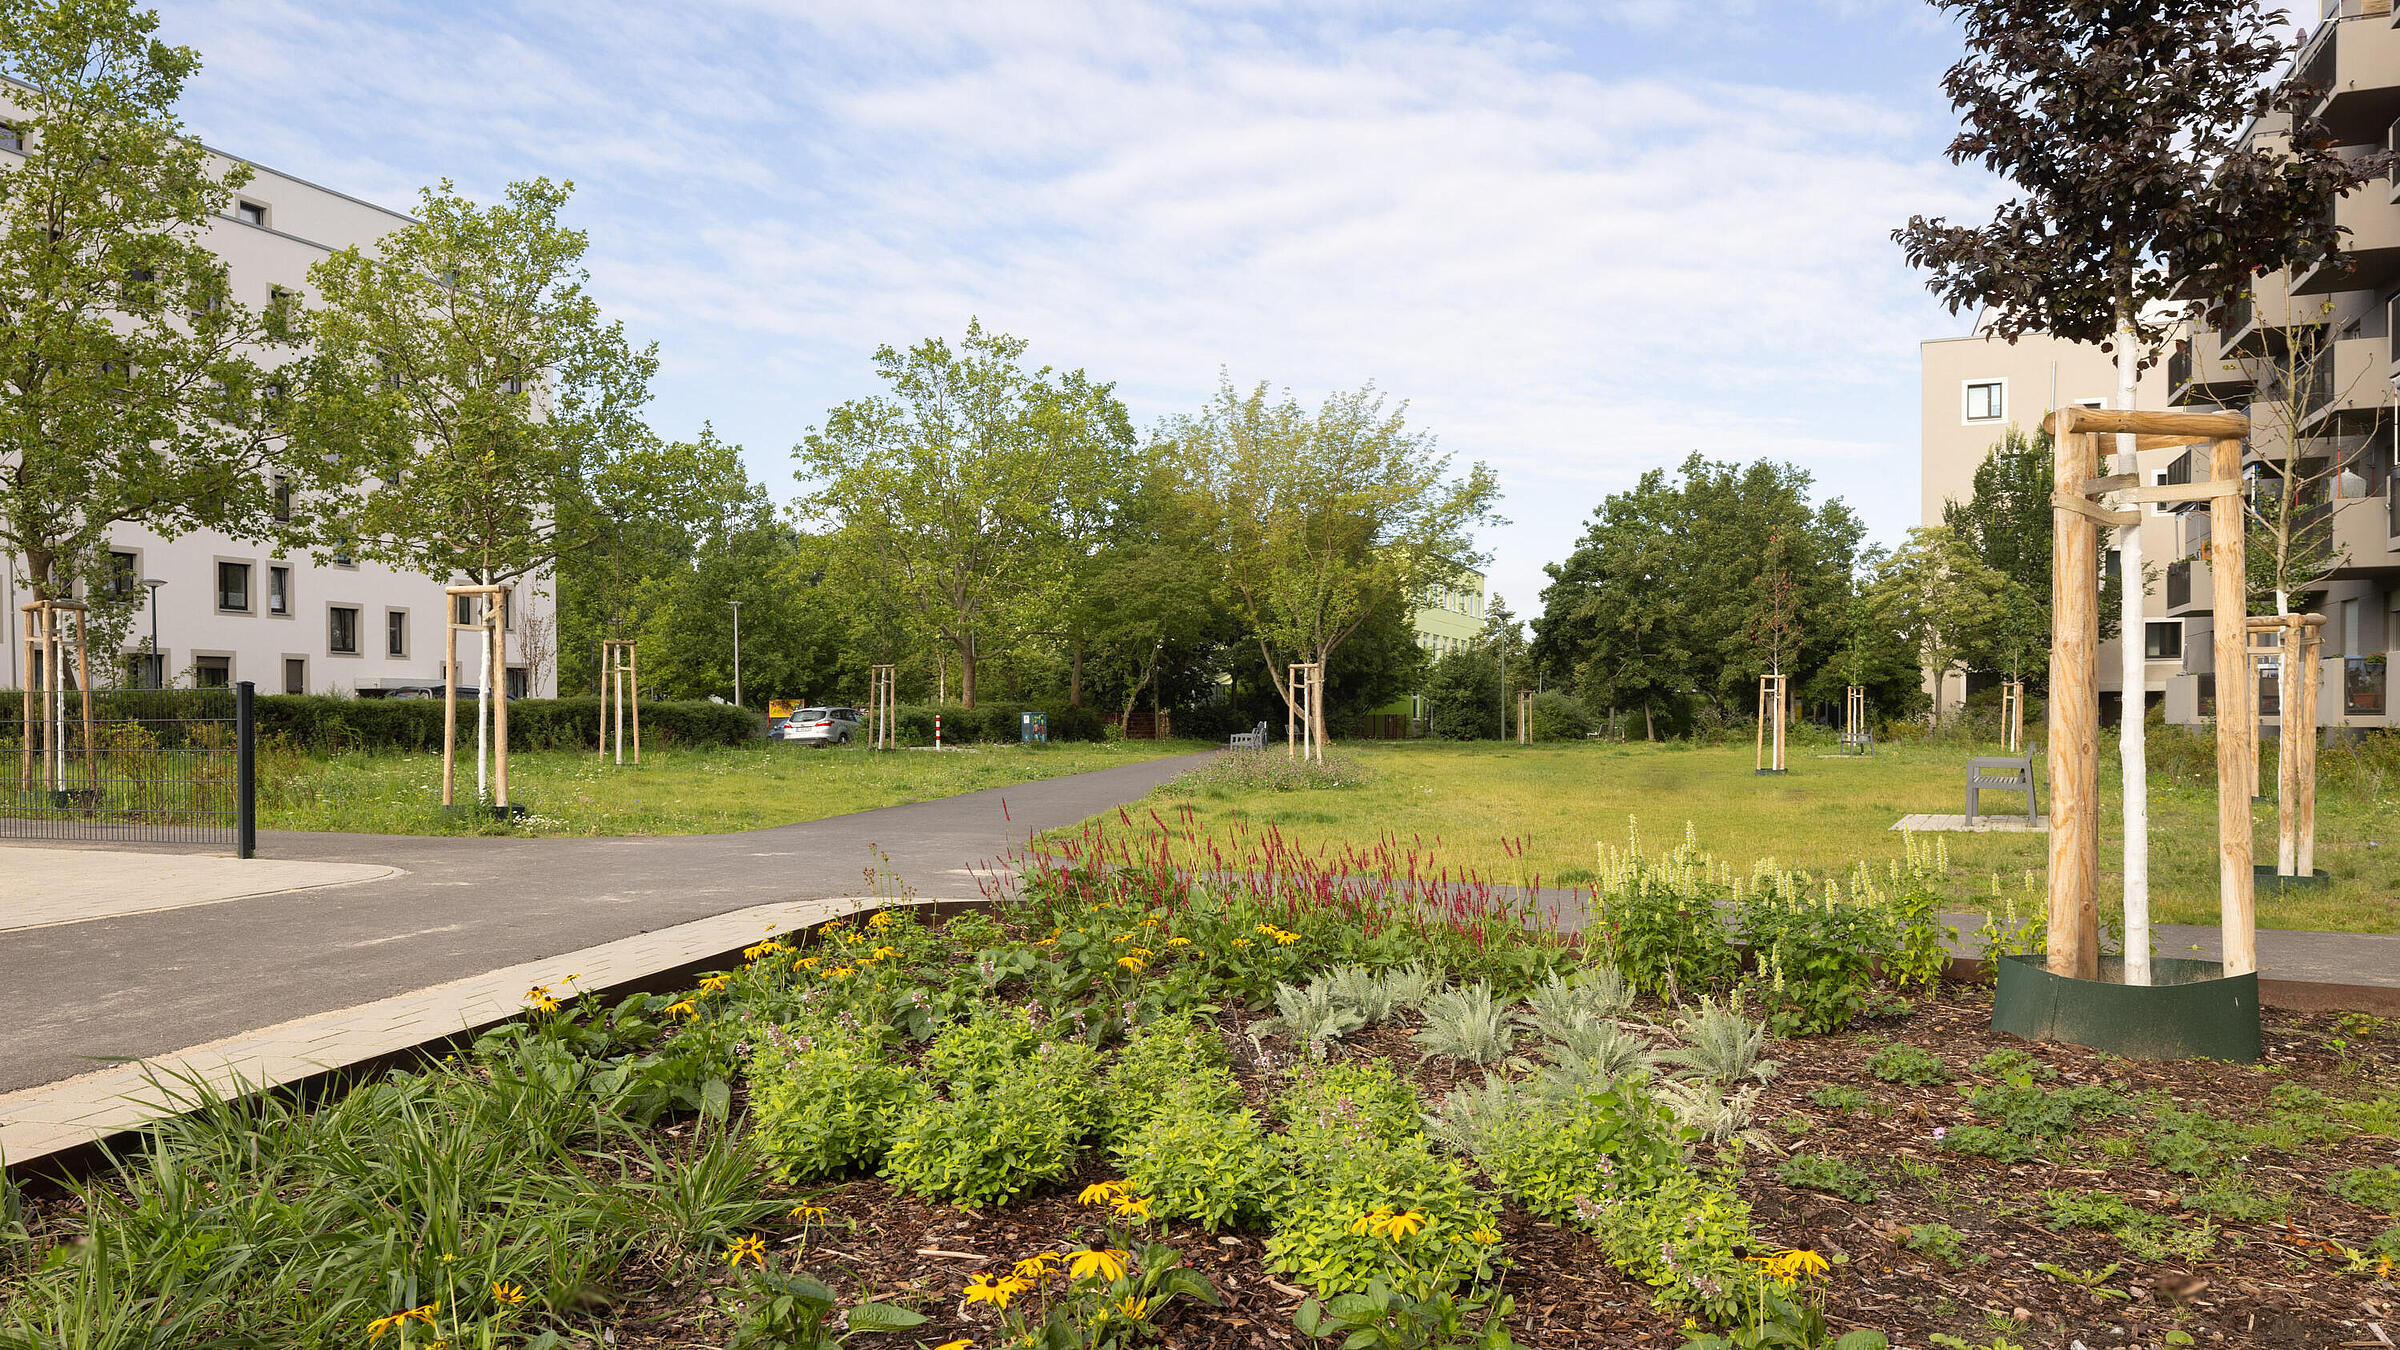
[1894,0,2380,979]
[0,0,316,669]
[1424,648,1503,741]
[796,321,1134,709]
[1170,377,1498,744]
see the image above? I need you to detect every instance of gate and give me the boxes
[2,681,255,855]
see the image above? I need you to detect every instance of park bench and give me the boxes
[1965,751,2039,826]
[1228,720,1270,751]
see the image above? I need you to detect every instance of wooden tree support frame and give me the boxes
[868,663,898,751]
[1755,673,1788,774]
[2040,408,2255,981]
[443,584,513,810]
[1999,680,2026,754]
[599,637,641,765]
[1516,689,1531,745]
[1287,662,1324,764]
[2245,613,2326,880]
[17,600,97,793]
[1842,685,1870,755]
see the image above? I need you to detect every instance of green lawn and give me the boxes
[1105,737,2400,934]
[258,739,1203,837]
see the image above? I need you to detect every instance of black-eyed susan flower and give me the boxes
[490,1281,527,1305]
[1066,1248,1128,1282]
[726,1234,768,1270]
[365,1302,437,1341]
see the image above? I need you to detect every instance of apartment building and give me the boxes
[1919,320,2182,724]
[2161,0,2399,735]
[0,114,557,699]
[1414,568,1486,658]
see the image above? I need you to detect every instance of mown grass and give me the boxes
[258,739,1203,837]
[1105,735,2400,934]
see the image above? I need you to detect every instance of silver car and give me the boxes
[778,706,860,746]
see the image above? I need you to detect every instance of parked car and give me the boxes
[777,706,861,746]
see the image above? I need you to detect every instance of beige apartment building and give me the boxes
[0,99,558,699]
[2162,0,2398,735]
[1919,320,2181,724]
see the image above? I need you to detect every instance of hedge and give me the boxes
[888,702,1106,746]
[256,694,759,752]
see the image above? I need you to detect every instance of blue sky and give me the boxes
[163,0,1999,617]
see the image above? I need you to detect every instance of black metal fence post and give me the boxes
[236,680,256,859]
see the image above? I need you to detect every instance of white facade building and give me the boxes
[0,120,556,698]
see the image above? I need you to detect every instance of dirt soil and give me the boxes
[602,983,2400,1349]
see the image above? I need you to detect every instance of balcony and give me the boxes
[2347,655,2388,717]
[2169,330,2254,405]
[2294,178,2400,294]
[2296,335,2391,436]
[2328,476,2400,577]
[2220,273,2325,353]
[2166,559,2194,610]
[2302,4,2400,145]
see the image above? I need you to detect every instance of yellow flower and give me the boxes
[727,1234,768,1270]
[868,910,895,928]
[491,1281,527,1305]
[663,999,698,1019]
[1066,1248,1129,1282]
[789,1203,830,1224]
[1760,1248,1829,1281]
[1116,955,1146,972]
[699,974,731,993]
[828,966,855,979]
[1012,1253,1060,1280]
[743,939,790,961]
[1117,1294,1150,1320]
[1350,1207,1394,1237]
[366,1303,438,1341]
[1467,1226,1502,1245]
[1165,936,1191,947]
[795,955,820,971]
[1111,1194,1151,1220]
[1232,938,1252,949]
[963,1272,1013,1308]
[1127,946,1153,958]
[1034,938,1056,948]
[1079,1180,1133,1206]
[934,1341,974,1350]
[1273,929,1299,946]
[1254,924,1277,936]
[523,985,559,1012]
[1137,918,1159,928]
[872,945,898,960]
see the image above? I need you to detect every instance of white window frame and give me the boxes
[267,564,292,618]
[1963,378,2007,424]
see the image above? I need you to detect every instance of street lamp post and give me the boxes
[729,599,742,709]
[143,578,166,688]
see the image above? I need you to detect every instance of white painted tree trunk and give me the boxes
[476,607,491,804]
[2115,317,2151,986]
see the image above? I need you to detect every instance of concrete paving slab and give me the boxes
[0,847,401,932]
[0,895,870,1167]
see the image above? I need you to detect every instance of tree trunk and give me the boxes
[1643,703,1655,741]
[2113,304,2152,986]
[960,632,978,709]
[1069,641,1084,709]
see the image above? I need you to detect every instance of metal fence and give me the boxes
[1,681,255,854]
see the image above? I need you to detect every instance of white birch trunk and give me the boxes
[2115,316,2150,985]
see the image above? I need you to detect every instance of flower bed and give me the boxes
[4,826,2396,1349]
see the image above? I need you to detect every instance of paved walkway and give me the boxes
[1,847,399,932]
[0,897,868,1167]
[0,752,1212,1096]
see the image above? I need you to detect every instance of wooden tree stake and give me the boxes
[2206,436,2257,976]
[2046,419,2101,980]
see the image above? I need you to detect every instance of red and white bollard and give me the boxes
[934,714,942,750]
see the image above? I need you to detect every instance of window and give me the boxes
[216,561,251,613]
[506,667,528,700]
[0,123,21,154]
[195,655,231,688]
[235,200,267,228]
[272,475,292,521]
[283,657,306,695]
[454,594,478,625]
[332,535,355,568]
[268,565,289,616]
[2145,621,2183,660]
[329,605,359,655]
[108,550,137,597]
[2153,471,2174,515]
[2105,547,2122,580]
[130,651,165,689]
[1965,380,2005,422]
[387,609,408,657]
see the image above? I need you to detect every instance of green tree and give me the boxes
[1170,377,1498,741]
[1870,525,2037,708]
[295,178,669,604]
[1423,648,1502,741]
[1531,455,1861,737]
[0,0,314,664]
[795,320,1134,709]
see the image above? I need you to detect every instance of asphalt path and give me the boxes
[0,751,1212,1094]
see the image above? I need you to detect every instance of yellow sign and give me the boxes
[768,699,800,719]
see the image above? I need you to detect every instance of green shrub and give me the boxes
[921,1002,1047,1093]
[1525,690,1594,742]
[1574,1164,1756,1320]
[881,1041,1102,1207]
[749,1020,923,1180]
[255,693,757,751]
[1775,1153,1877,1203]
[2330,1165,2400,1214]
[1598,881,1738,1003]
[1277,1060,1425,1152]
[1117,1086,1283,1232]
[1865,1042,1949,1087]
[1808,1084,1874,1115]
[1267,1126,1498,1296]
[1101,1012,1237,1146]
[1445,1080,1681,1222]
[1424,651,1504,741]
[1898,1222,1967,1267]
[1159,749,1369,796]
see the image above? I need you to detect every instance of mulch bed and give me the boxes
[592,982,2400,1349]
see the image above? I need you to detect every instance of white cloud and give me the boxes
[162,0,1994,612]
